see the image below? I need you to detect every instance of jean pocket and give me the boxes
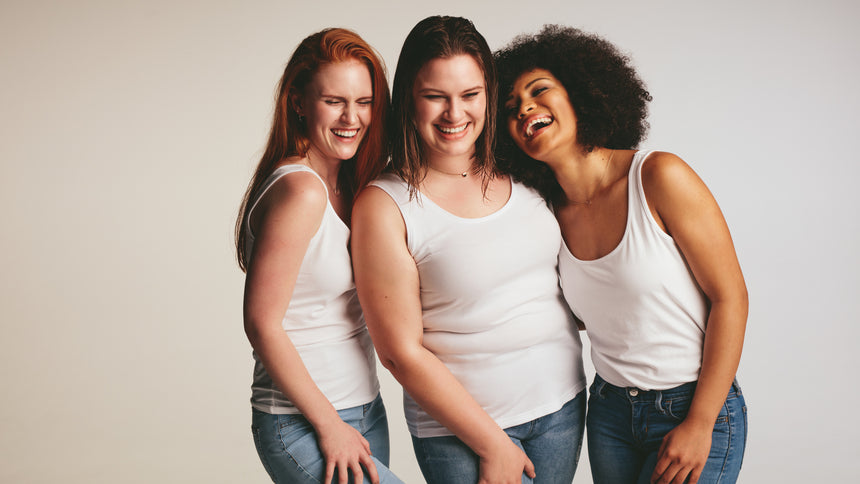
[664,395,693,421]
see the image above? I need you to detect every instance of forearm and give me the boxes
[685,298,748,427]
[245,322,341,429]
[383,345,510,457]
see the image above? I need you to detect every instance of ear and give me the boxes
[290,92,303,117]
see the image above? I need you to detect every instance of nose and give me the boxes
[518,100,534,119]
[342,103,358,124]
[446,98,464,120]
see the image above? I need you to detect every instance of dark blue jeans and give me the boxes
[586,374,747,484]
[411,391,586,484]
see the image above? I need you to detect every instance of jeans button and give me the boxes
[629,388,639,397]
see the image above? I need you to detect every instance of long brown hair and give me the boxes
[235,28,389,271]
[387,16,498,194]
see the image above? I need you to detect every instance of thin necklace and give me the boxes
[428,164,470,178]
[307,158,341,195]
[569,149,614,207]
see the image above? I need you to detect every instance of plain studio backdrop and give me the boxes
[1,0,857,482]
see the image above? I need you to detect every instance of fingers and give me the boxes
[346,460,363,484]
[651,461,682,484]
[687,467,702,484]
[360,452,380,484]
[324,461,335,484]
[524,455,536,479]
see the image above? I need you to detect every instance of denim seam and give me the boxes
[252,424,277,479]
[277,417,322,483]
[715,399,732,483]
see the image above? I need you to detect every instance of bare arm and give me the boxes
[244,171,378,484]
[642,152,748,484]
[351,186,535,484]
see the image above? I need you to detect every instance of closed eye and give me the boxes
[531,86,548,96]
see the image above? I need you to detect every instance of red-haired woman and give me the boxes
[235,28,402,484]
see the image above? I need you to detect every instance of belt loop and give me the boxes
[596,379,607,398]
[654,389,664,413]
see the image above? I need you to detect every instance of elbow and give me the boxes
[374,345,422,382]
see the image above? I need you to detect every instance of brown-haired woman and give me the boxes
[235,28,402,484]
[352,16,586,484]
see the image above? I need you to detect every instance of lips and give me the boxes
[523,115,553,139]
[332,128,359,138]
[436,122,469,135]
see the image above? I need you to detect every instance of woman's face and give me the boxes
[504,68,578,163]
[412,54,486,162]
[298,59,373,162]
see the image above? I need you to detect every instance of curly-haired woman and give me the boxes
[495,26,748,484]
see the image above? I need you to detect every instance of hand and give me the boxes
[316,420,379,484]
[477,438,536,484]
[650,420,712,484]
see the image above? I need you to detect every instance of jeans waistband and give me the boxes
[592,374,741,403]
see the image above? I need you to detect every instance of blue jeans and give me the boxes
[251,394,404,484]
[411,391,586,484]
[586,374,747,484]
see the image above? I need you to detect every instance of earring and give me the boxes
[297,112,305,123]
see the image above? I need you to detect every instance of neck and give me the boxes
[306,149,341,180]
[546,146,615,205]
[426,152,475,178]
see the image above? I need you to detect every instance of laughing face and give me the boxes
[505,68,578,163]
[412,54,487,162]
[297,59,373,163]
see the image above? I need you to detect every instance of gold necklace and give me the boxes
[569,149,614,207]
[428,164,470,178]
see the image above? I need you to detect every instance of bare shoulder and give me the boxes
[641,151,698,184]
[250,167,326,234]
[641,151,711,206]
[352,185,402,226]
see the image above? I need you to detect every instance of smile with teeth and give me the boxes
[332,128,359,138]
[436,123,468,134]
[525,116,553,138]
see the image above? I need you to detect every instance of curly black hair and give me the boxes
[494,25,652,202]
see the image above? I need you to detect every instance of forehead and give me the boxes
[414,54,485,89]
[308,59,372,93]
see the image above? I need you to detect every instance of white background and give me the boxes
[1,0,858,482]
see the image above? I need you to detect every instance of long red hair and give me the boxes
[235,28,389,271]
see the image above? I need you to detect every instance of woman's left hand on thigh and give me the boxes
[650,419,712,484]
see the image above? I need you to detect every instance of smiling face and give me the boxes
[297,59,373,163]
[412,54,487,163]
[505,68,579,163]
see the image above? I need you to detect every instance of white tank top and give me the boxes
[371,174,585,438]
[245,164,378,414]
[559,151,709,390]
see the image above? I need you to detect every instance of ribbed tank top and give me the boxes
[371,174,585,437]
[559,151,708,390]
[245,164,377,414]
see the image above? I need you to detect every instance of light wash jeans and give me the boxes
[411,391,586,484]
[251,393,404,484]
[586,374,747,484]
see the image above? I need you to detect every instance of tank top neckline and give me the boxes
[413,176,515,223]
[560,150,648,264]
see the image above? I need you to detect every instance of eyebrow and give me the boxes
[506,77,551,101]
[318,94,373,100]
[416,85,484,95]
